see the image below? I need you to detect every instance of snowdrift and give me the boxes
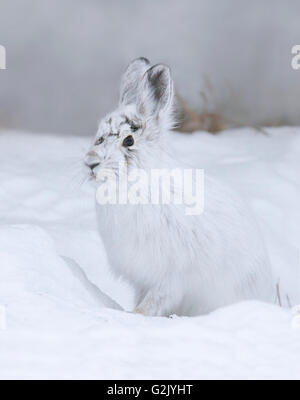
[0,128,299,379]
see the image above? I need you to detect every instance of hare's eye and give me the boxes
[95,137,104,146]
[122,135,134,147]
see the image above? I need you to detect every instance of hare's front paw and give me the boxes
[134,295,158,317]
[134,306,148,316]
[134,288,169,317]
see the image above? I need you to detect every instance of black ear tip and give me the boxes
[131,57,150,67]
[138,57,150,64]
[148,63,171,75]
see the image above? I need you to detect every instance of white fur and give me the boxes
[85,58,274,316]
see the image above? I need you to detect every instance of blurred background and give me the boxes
[0,0,300,136]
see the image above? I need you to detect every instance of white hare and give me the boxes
[85,57,273,316]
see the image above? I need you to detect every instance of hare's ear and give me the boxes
[137,64,174,120]
[119,57,150,106]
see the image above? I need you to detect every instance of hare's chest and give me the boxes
[96,204,174,282]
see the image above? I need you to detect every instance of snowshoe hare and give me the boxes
[85,57,273,316]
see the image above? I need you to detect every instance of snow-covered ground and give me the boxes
[0,128,299,380]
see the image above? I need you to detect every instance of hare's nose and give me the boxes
[89,162,100,171]
[85,151,100,170]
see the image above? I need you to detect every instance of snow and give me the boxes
[0,128,299,379]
